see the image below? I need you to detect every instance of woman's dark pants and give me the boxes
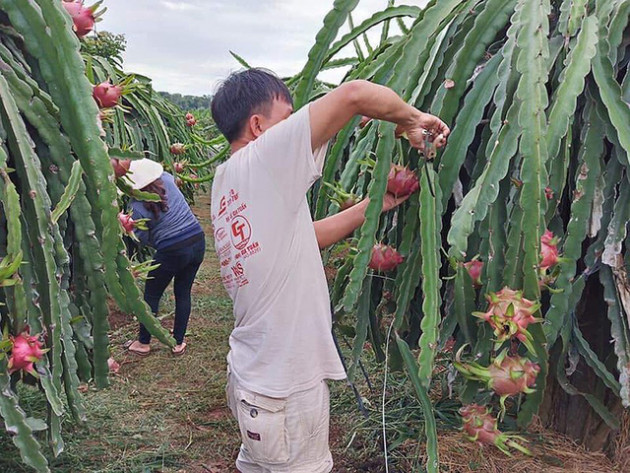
[138,234,205,345]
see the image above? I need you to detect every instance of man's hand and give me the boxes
[310,81,450,152]
[314,191,412,249]
[383,191,412,212]
[395,112,450,152]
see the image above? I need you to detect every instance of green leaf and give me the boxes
[229,50,252,69]
[323,5,421,64]
[294,0,360,109]
[417,167,443,386]
[51,160,83,223]
[396,334,439,473]
[0,372,50,472]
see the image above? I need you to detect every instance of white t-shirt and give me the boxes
[211,105,346,398]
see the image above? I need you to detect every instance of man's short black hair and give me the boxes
[211,68,293,143]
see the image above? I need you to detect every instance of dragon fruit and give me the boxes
[93,81,123,109]
[463,260,483,288]
[387,164,419,197]
[368,243,404,272]
[62,1,95,38]
[174,162,186,173]
[185,114,196,127]
[455,349,540,413]
[189,173,200,189]
[322,181,360,211]
[107,357,120,374]
[544,187,554,200]
[170,143,186,156]
[474,287,541,354]
[110,158,130,178]
[339,197,359,210]
[8,330,47,375]
[540,230,559,270]
[459,404,530,456]
[118,212,136,234]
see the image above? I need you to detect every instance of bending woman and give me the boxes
[125,159,205,356]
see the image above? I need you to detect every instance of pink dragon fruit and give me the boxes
[544,187,554,200]
[473,287,541,354]
[118,212,136,234]
[93,81,123,109]
[170,143,186,156]
[110,158,130,178]
[322,181,360,211]
[488,354,540,397]
[189,173,200,189]
[459,404,530,455]
[174,162,186,173]
[540,230,559,270]
[463,260,483,288]
[339,197,359,210]
[368,243,404,272]
[8,330,47,375]
[387,164,420,197]
[455,349,540,413]
[107,357,120,374]
[185,114,196,127]
[62,1,95,38]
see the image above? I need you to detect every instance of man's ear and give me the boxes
[249,114,264,138]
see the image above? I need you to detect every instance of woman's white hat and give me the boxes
[127,158,164,190]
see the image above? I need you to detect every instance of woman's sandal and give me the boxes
[123,340,151,356]
[172,342,187,356]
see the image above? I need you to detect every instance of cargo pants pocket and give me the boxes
[236,390,289,465]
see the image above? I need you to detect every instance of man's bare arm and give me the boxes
[313,193,409,249]
[309,80,450,152]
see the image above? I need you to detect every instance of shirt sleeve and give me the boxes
[251,104,329,212]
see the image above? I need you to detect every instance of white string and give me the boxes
[382,317,396,473]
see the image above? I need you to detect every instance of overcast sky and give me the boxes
[98,1,427,96]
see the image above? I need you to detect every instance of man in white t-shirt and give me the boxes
[210,69,449,473]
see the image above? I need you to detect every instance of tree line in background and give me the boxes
[159,91,212,111]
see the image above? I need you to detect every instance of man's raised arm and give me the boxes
[308,80,450,153]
